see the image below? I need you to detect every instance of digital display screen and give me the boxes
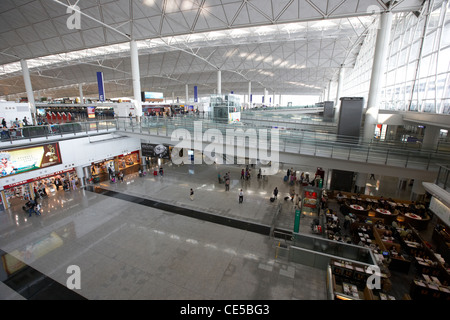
[0,143,62,178]
[144,92,164,99]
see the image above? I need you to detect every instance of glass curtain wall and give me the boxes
[343,0,450,114]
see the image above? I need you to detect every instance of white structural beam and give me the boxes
[248,81,251,106]
[364,11,393,140]
[79,83,84,103]
[130,40,142,119]
[217,70,222,95]
[20,59,36,124]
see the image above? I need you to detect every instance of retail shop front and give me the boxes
[141,143,173,171]
[90,150,141,183]
[0,168,77,210]
[0,142,68,210]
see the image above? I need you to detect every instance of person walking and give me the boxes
[241,169,245,180]
[55,177,61,191]
[294,194,301,209]
[35,202,42,216]
[71,177,77,190]
[273,187,278,199]
[27,199,38,217]
[225,178,230,191]
[239,189,244,203]
[190,188,194,201]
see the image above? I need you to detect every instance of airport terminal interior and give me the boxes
[0,0,450,302]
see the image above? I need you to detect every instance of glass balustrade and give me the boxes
[0,120,117,143]
[3,117,448,173]
[116,116,449,172]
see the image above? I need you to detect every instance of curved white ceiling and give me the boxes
[0,0,425,99]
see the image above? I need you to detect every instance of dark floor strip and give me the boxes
[89,186,276,236]
[0,250,86,300]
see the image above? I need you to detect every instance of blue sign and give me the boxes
[194,86,198,102]
[97,72,105,102]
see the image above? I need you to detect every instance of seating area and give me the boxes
[321,190,450,300]
[334,191,431,230]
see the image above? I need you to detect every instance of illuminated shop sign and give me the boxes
[0,143,62,178]
[87,106,96,119]
[2,168,74,189]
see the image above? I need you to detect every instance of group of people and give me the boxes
[23,198,41,217]
[1,117,31,139]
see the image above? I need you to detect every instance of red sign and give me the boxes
[3,168,74,189]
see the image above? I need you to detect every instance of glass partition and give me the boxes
[291,232,376,266]
[436,165,450,190]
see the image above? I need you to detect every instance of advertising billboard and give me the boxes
[141,143,172,159]
[0,143,62,178]
[87,106,96,119]
[141,92,164,102]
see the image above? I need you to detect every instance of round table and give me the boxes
[376,208,391,215]
[375,208,398,224]
[403,212,430,230]
[405,212,422,220]
[350,204,365,211]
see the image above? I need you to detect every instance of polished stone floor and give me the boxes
[0,162,419,300]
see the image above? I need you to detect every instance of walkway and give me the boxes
[0,163,328,300]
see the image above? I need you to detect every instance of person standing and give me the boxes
[239,189,244,203]
[241,169,245,180]
[273,187,278,199]
[190,188,194,201]
[294,194,300,209]
[71,177,77,190]
[225,178,230,191]
[55,177,61,190]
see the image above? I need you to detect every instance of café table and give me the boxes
[404,212,430,230]
[376,208,391,215]
[405,212,422,220]
[431,276,442,285]
[350,204,365,211]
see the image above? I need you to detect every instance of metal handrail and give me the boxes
[117,117,450,171]
[0,119,117,144]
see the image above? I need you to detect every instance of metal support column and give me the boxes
[130,40,142,121]
[364,11,393,141]
[20,59,36,125]
[217,70,222,95]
